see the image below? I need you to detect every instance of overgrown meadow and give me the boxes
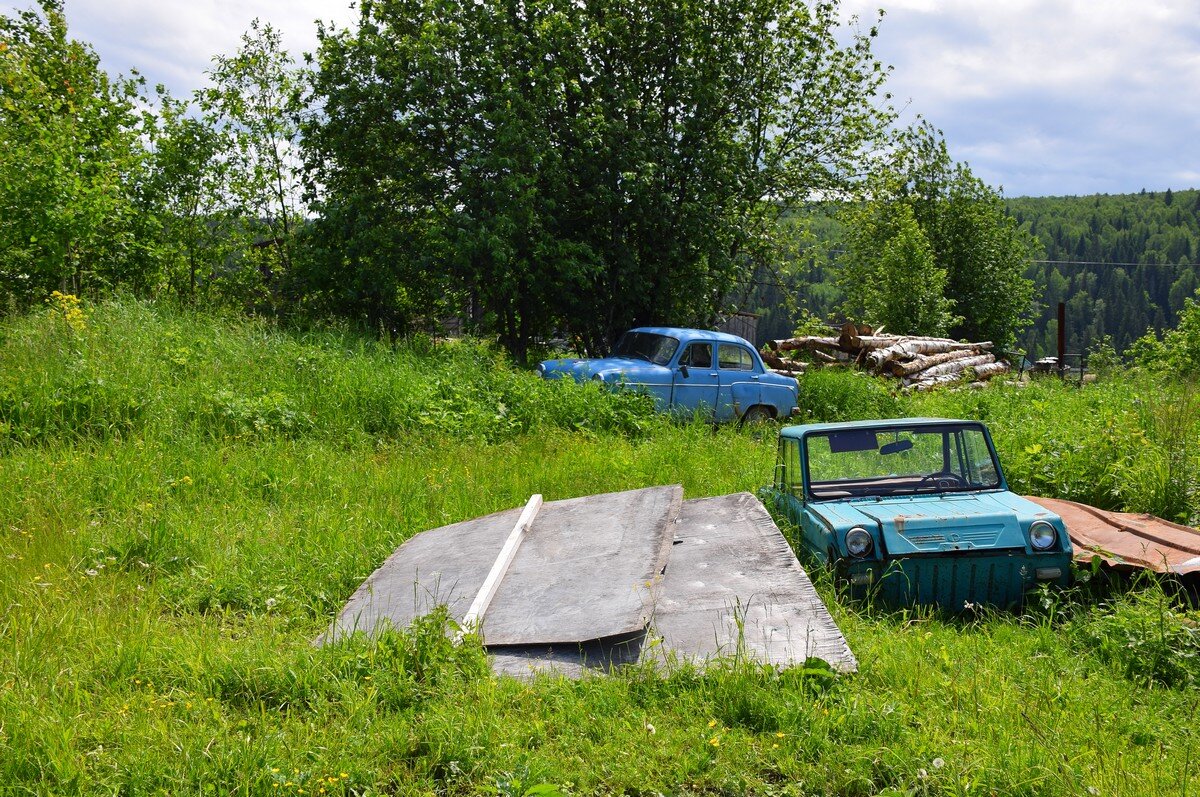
[2,301,1198,796]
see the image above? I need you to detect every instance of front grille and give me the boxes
[871,553,1030,609]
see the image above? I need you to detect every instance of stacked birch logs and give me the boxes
[761,323,1010,391]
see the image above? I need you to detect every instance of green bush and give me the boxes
[1127,288,1200,377]
[1067,585,1200,688]
[794,368,901,423]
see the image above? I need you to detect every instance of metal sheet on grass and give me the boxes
[319,485,681,646]
[647,493,857,673]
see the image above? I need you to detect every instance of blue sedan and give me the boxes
[766,418,1073,609]
[538,327,799,423]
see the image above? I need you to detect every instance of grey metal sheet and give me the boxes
[647,493,857,673]
[319,486,681,647]
[318,505,521,644]
[481,486,681,645]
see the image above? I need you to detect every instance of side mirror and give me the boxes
[679,364,690,378]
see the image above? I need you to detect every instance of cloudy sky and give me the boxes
[6,0,1198,197]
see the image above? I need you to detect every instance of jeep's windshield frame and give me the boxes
[802,423,1003,500]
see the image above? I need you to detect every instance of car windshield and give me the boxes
[612,332,679,366]
[804,424,1001,499]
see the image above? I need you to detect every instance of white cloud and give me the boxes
[839,0,1200,194]
[2,0,358,95]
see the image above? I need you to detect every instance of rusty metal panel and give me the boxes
[1027,496,1200,576]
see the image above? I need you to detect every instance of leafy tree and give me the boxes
[198,20,305,307]
[837,123,1036,349]
[302,0,891,358]
[0,0,155,305]
[145,91,228,303]
[836,177,958,336]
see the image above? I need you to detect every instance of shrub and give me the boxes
[1067,585,1200,688]
[794,369,901,423]
[1127,289,1200,376]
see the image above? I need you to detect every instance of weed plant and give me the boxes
[2,302,1199,795]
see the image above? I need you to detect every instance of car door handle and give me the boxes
[751,374,760,380]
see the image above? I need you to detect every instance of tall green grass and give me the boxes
[2,301,1198,795]
[0,299,657,447]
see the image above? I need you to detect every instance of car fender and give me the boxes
[729,380,765,417]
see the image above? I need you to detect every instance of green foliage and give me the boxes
[0,0,157,304]
[1126,288,1200,377]
[794,368,901,423]
[837,123,1036,348]
[302,0,892,358]
[143,90,240,306]
[837,187,958,336]
[1086,333,1121,377]
[196,19,304,310]
[1066,585,1200,688]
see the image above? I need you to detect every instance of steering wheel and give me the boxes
[919,472,966,488]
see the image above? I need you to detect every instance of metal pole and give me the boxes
[1057,302,1067,380]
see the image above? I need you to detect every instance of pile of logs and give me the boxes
[760,323,1011,391]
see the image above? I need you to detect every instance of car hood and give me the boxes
[539,356,667,382]
[812,491,1045,555]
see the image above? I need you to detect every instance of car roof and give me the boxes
[626,327,754,346]
[780,417,986,439]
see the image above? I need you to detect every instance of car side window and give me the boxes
[718,344,754,370]
[785,439,802,495]
[679,342,713,368]
[960,428,1000,486]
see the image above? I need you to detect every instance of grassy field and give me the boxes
[2,301,1199,795]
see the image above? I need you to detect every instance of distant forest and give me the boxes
[761,189,1200,360]
[1008,189,1200,359]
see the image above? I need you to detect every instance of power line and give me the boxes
[816,250,1200,269]
[1030,258,1200,269]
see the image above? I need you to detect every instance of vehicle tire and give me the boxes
[739,404,774,428]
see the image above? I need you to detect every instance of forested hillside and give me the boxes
[1007,190,1200,358]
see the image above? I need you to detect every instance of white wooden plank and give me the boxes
[460,494,543,637]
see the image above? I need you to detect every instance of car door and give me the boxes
[671,341,719,415]
[716,342,759,421]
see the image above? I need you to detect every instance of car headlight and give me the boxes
[1029,520,1057,550]
[845,527,874,557]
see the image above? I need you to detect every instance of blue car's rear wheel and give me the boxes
[739,405,775,428]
